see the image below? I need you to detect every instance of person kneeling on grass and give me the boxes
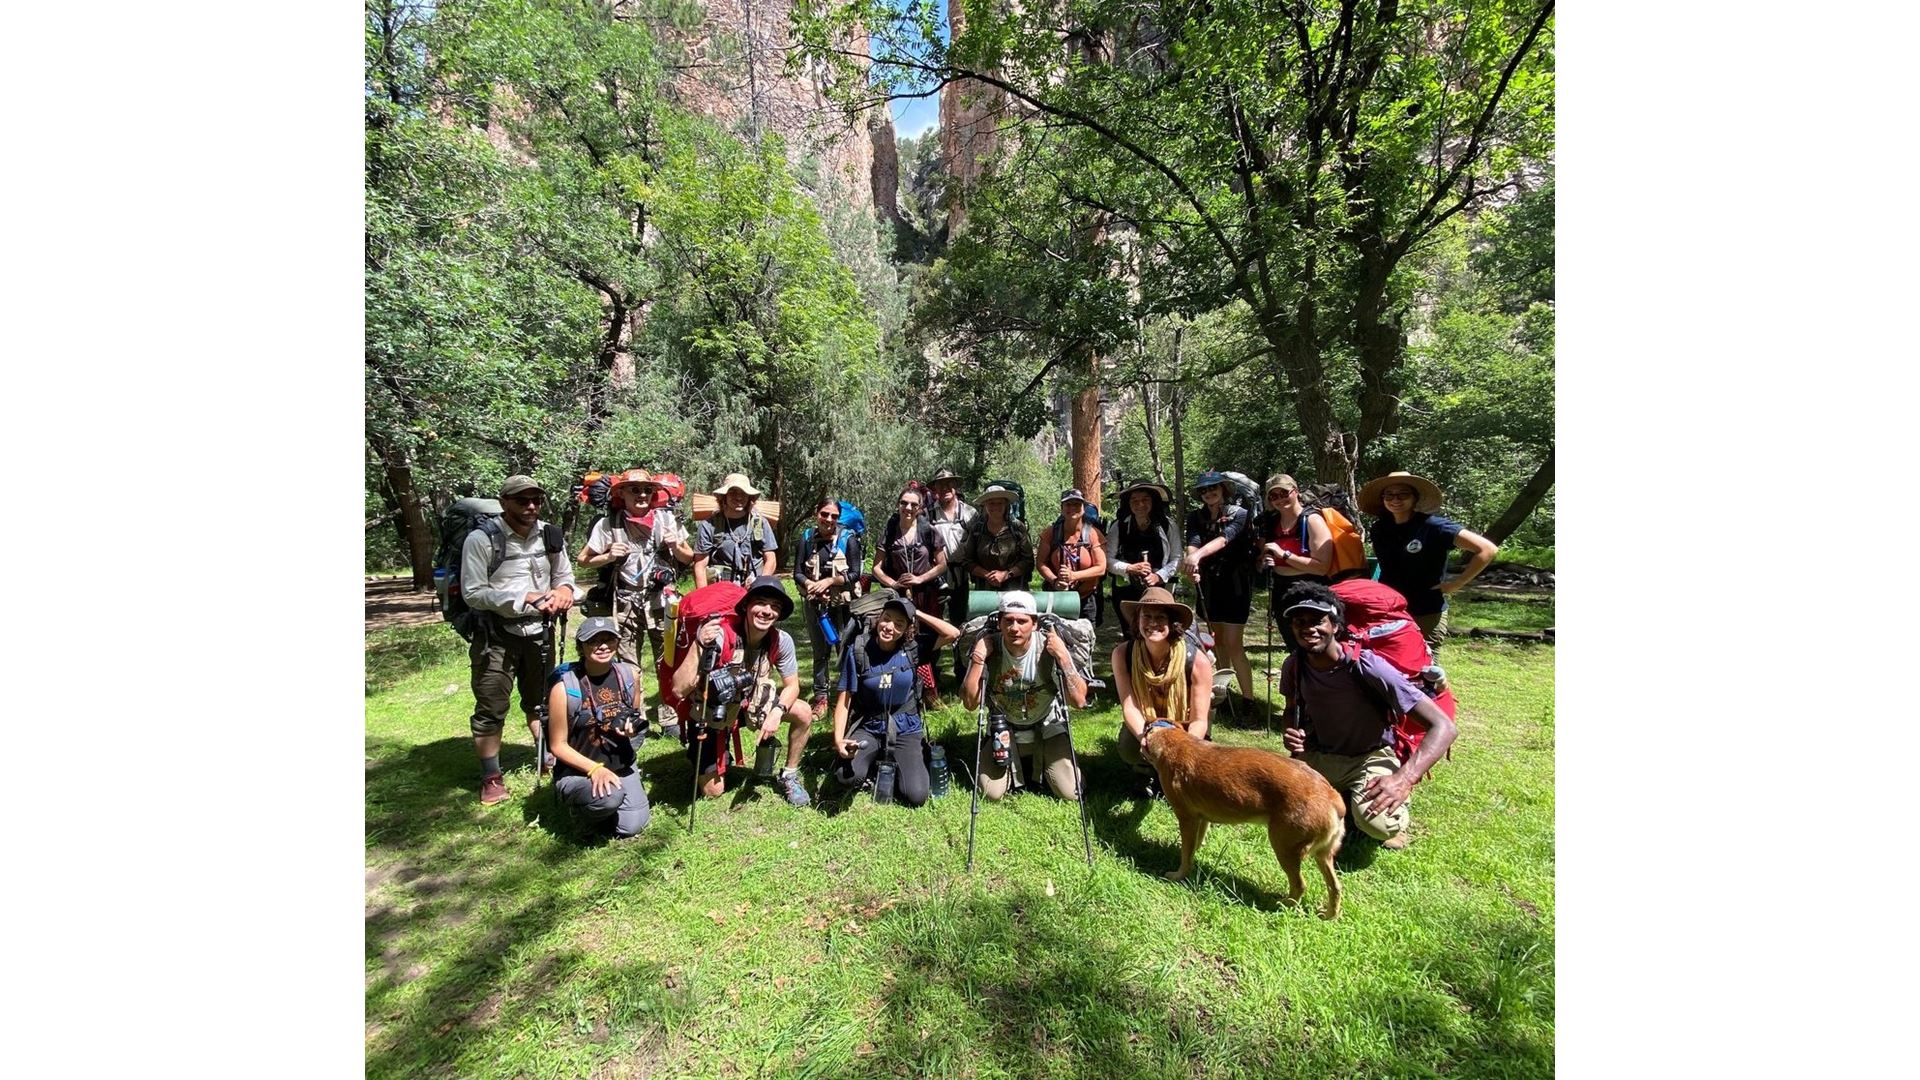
[546,617,651,838]
[1278,583,1457,851]
[669,575,814,807]
[1112,586,1215,796]
[960,590,1090,801]
[830,594,939,806]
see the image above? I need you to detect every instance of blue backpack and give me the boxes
[803,499,866,555]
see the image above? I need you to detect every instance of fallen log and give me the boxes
[1464,626,1555,643]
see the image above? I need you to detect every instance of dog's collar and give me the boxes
[1147,720,1176,732]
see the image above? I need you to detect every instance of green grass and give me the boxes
[367,591,1555,1078]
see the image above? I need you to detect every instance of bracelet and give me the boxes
[587,763,607,777]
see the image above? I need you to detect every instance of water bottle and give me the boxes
[433,567,451,610]
[820,609,840,647]
[754,735,780,778]
[927,744,950,798]
[874,760,897,804]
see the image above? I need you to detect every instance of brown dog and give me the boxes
[1139,722,1346,919]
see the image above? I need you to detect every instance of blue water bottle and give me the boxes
[820,610,841,646]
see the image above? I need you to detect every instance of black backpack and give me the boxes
[434,498,565,641]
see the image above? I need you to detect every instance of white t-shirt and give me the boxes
[588,510,687,587]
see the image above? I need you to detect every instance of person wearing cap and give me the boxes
[578,470,694,668]
[1037,488,1109,627]
[961,590,1090,801]
[1277,582,1457,851]
[1113,587,1214,794]
[1107,480,1180,640]
[926,468,978,684]
[795,496,866,715]
[1182,470,1255,703]
[1357,471,1500,653]
[669,575,814,807]
[1257,474,1334,624]
[544,617,652,838]
[461,475,582,806]
[960,484,1034,595]
[874,484,950,707]
[829,594,936,806]
[693,474,778,587]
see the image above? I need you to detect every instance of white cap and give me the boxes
[999,590,1037,616]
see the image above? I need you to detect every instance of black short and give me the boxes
[1196,573,1252,625]
[683,724,743,775]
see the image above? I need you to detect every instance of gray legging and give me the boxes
[835,728,930,807]
[554,768,651,836]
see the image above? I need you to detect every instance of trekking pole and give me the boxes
[1061,712,1094,869]
[966,695,985,871]
[1192,575,1238,723]
[1264,606,1275,736]
[534,614,555,790]
[688,640,717,834]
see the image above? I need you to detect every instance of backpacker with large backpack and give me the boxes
[1302,577,1458,780]
[658,581,746,726]
[433,497,566,642]
[983,479,1028,523]
[1300,483,1368,580]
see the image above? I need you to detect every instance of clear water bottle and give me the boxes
[874,760,897,804]
[927,744,950,798]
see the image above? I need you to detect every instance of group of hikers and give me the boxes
[443,465,1494,858]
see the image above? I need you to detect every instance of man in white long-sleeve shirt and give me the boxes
[461,475,582,805]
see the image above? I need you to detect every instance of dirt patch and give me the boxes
[367,577,441,633]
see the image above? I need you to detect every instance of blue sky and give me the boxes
[886,0,947,139]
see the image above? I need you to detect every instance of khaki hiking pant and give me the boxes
[1297,745,1409,842]
[978,730,1079,801]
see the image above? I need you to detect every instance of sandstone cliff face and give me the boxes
[656,0,895,224]
[938,0,1008,236]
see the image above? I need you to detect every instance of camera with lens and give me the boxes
[704,662,754,725]
[647,564,677,591]
[599,702,650,743]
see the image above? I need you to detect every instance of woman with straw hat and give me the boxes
[579,469,693,666]
[1182,470,1255,704]
[1112,587,1214,796]
[961,484,1034,593]
[1356,471,1500,653]
[1107,479,1179,641]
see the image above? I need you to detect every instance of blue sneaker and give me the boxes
[773,768,810,808]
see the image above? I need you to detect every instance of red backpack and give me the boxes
[1329,578,1457,775]
[658,581,746,723]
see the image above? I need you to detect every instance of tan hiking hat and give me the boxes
[712,473,764,498]
[1357,471,1442,515]
[1120,586,1194,633]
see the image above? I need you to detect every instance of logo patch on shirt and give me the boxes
[1405,539,1424,554]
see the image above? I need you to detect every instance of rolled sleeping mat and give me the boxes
[966,590,1081,619]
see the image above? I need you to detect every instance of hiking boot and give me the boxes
[773,768,811,808]
[1138,772,1161,800]
[811,692,829,716]
[479,773,509,805]
[1381,832,1411,850]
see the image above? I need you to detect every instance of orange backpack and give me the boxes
[1315,507,1369,579]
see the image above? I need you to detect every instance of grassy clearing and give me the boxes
[367,589,1555,1078]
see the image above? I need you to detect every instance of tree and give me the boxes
[798,0,1555,484]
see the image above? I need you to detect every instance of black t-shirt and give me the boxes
[555,662,639,778]
[1185,505,1252,581]
[1369,513,1462,616]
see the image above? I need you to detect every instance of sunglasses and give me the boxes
[505,493,544,505]
[818,512,839,520]
[1381,489,1417,501]
[1267,490,1295,501]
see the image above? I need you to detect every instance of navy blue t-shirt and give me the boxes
[1370,513,1462,616]
[837,638,924,737]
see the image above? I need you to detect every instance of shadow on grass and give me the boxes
[850,887,1204,1078]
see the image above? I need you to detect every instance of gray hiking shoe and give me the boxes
[772,768,810,808]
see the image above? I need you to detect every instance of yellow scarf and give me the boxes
[1130,636,1187,726]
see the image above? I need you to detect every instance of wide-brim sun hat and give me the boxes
[1119,586,1194,634]
[929,467,963,489]
[1116,479,1171,505]
[713,472,764,498]
[1357,471,1442,515]
[736,575,794,621]
[979,484,1015,506]
[611,468,657,495]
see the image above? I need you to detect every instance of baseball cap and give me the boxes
[999,590,1038,616]
[500,475,545,499]
[575,616,620,642]
[1282,597,1340,619]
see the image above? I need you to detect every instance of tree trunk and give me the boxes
[1353,258,1406,476]
[1169,325,1187,541]
[1140,378,1163,486]
[1262,325,1356,483]
[369,430,436,590]
[1483,445,1555,544]
[1070,362,1101,504]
